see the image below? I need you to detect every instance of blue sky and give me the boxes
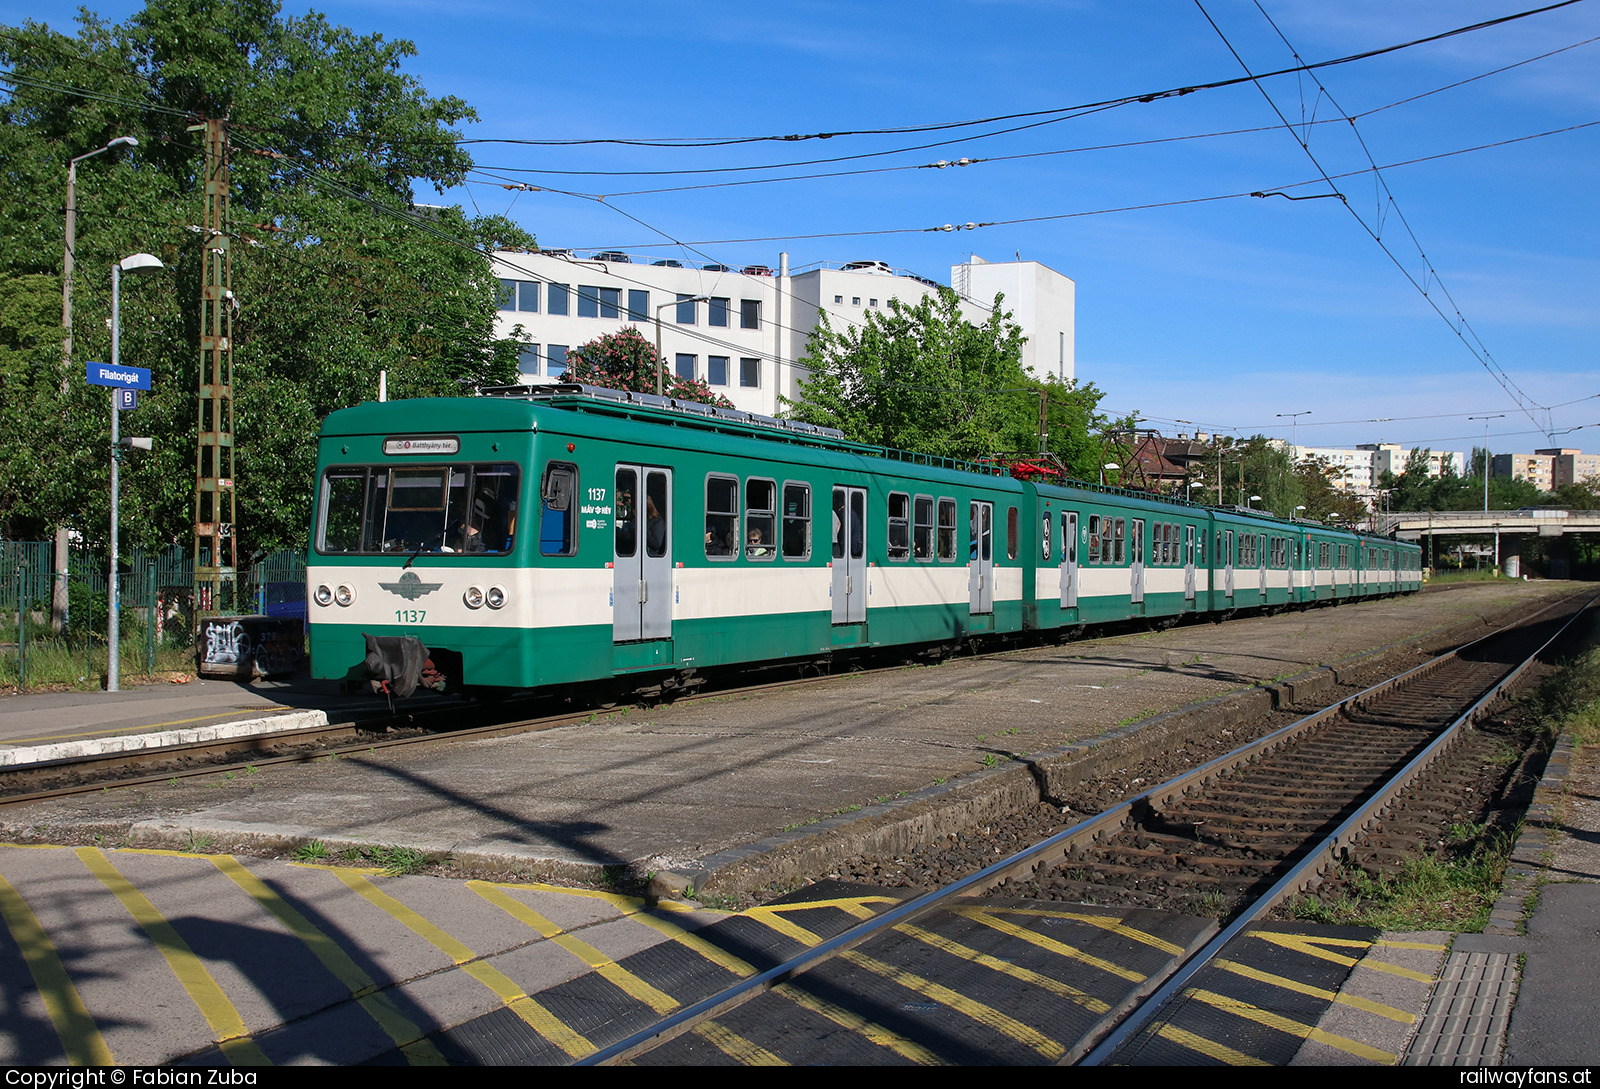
[8,0,1598,456]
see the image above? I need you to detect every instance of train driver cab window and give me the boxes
[539,462,577,556]
[913,496,934,560]
[887,492,910,561]
[782,482,811,560]
[706,475,739,559]
[1007,507,1018,560]
[937,498,958,561]
[745,478,776,560]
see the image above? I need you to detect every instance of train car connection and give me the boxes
[306,384,1421,699]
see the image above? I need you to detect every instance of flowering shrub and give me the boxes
[562,328,734,408]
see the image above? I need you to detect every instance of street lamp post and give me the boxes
[107,253,163,692]
[1100,462,1119,487]
[58,136,138,633]
[1276,410,1310,459]
[654,295,709,396]
[1467,414,1504,512]
[1247,494,1262,510]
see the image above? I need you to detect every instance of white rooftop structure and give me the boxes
[488,249,1076,417]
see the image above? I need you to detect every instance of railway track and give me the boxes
[566,590,1594,1066]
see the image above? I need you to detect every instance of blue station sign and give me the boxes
[86,361,152,391]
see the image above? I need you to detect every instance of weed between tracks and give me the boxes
[1290,832,1514,931]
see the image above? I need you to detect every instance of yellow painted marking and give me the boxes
[469,882,678,1014]
[1214,959,1413,1024]
[756,894,899,916]
[971,905,1185,955]
[1250,931,1434,982]
[209,856,445,1065]
[1187,988,1396,1063]
[654,898,734,917]
[841,949,1064,1061]
[0,873,113,1065]
[743,907,824,946]
[331,870,594,1059]
[473,877,649,913]
[1375,939,1448,951]
[948,906,1145,982]
[775,982,947,1065]
[627,911,757,978]
[1157,1022,1271,1065]
[75,848,269,1066]
[692,1021,788,1065]
[896,923,1111,1015]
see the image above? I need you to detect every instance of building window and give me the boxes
[547,345,568,377]
[517,281,539,313]
[676,354,696,381]
[709,297,730,327]
[852,297,860,306]
[676,294,696,324]
[495,279,516,310]
[517,344,540,375]
[834,295,843,304]
[740,300,759,329]
[740,357,760,388]
[577,286,618,318]
[547,283,569,316]
[869,298,878,307]
[627,289,648,322]
[707,356,729,386]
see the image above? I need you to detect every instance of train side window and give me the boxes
[1087,515,1100,564]
[1007,507,1018,560]
[745,478,775,560]
[936,498,957,561]
[782,482,811,560]
[914,496,934,561]
[1113,518,1126,565]
[705,475,738,559]
[614,469,638,558]
[887,492,910,561]
[1041,513,1052,561]
[539,462,577,556]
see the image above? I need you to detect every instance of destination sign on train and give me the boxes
[85,361,152,390]
[384,436,459,455]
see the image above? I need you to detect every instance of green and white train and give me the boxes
[307,384,1422,695]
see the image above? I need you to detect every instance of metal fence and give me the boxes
[3,539,305,683]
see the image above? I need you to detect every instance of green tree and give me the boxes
[0,0,533,555]
[786,287,1113,474]
[562,327,732,407]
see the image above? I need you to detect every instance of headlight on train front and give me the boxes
[314,584,333,607]
[335,584,355,607]
[464,585,484,609]
[486,586,505,610]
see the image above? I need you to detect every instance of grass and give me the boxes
[181,829,218,854]
[1425,569,1505,585]
[0,633,195,692]
[1290,835,1513,931]
[293,840,330,862]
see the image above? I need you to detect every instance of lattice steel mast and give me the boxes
[190,117,237,610]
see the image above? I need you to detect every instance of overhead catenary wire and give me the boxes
[1192,0,1554,436]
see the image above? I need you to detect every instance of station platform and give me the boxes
[0,674,450,767]
[0,580,1594,1065]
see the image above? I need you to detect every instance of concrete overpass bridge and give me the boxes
[1372,509,1600,577]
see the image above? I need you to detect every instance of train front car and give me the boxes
[307,397,557,698]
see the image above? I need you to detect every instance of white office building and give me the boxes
[1293,443,1467,497]
[488,250,1076,417]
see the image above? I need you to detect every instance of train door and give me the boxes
[1224,529,1235,599]
[1130,518,1145,605]
[968,500,994,615]
[1184,524,1196,603]
[1060,511,1078,609]
[831,486,867,624]
[612,465,672,642]
[1258,534,1268,595]
[1287,537,1297,598]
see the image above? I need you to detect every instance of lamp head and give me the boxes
[118,253,164,275]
